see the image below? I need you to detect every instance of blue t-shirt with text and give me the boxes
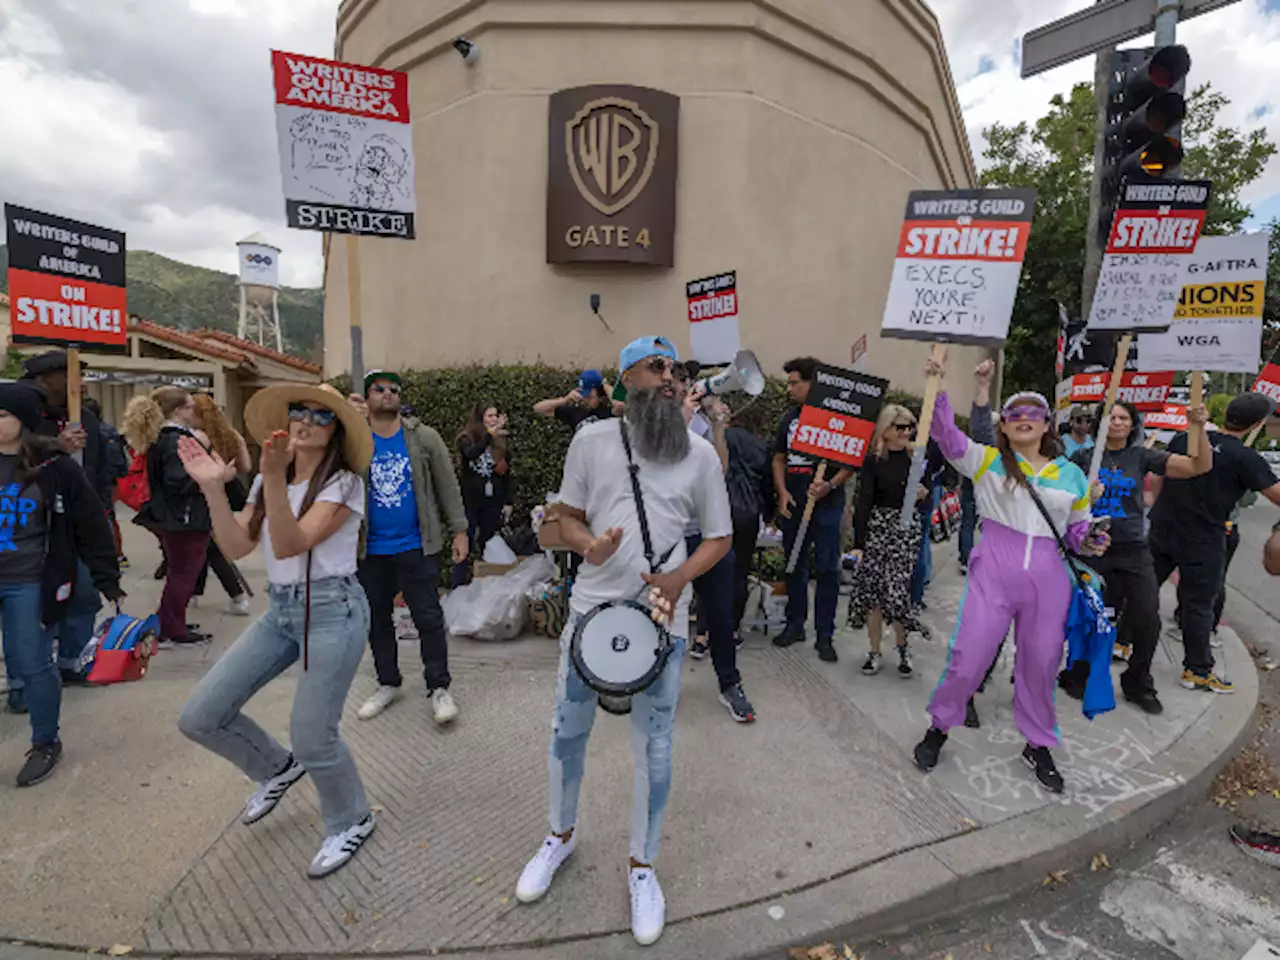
[366,429,423,555]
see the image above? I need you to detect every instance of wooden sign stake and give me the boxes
[1187,370,1204,457]
[66,345,84,467]
[1086,332,1133,486]
[785,463,828,575]
[346,234,364,391]
[898,342,947,528]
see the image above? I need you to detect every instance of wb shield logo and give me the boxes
[565,97,659,216]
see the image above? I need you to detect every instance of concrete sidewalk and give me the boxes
[0,521,1258,959]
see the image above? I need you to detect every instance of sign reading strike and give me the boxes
[1087,180,1211,333]
[1254,363,1280,405]
[880,188,1037,347]
[271,51,416,239]
[790,364,889,470]
[1144,403,1189,432]
[5,204,127,352]
[1138,233,1268,373]
[1062,370,1175,412]
[687,271,740,364]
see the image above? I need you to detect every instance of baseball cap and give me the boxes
[619,336,678,374]
[578,369,604,393]
[1225,392,1275,430]
[363,369,402,393]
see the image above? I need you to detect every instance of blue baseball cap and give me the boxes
[619,336,679,375]
[578,369,604,393]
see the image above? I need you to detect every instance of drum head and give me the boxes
[571,601,669,696]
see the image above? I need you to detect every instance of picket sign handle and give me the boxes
[915,342,948,449]
[1244,421,1264,448]
[1144,434,1159,448]
[1187,370,1204,458]
[345,233,364,391]
[1087,333,1133,486]
[785,462,828,575]
[66,345,85,469]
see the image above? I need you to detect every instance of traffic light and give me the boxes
[1097,45,1191,248]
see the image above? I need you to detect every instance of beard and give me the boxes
[625,386,690,463]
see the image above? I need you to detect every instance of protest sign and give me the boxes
[1062,371,1175,412]
[1255,363,1280,405]
[687,271,740,364]
[1138,233,1267,373]
[272,51,415,239]
[1144,403,1188,432]
[1087,179,1211,333]
[790,364,889,470]
[880,188,1037,347]
[1059,302,1139,376]
[5,204,127,354]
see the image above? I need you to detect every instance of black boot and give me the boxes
[773,624,806,648]
[1022,744,1064,794]
[913,727,947,771]
[815,637,837,662]
[964,698,980,729]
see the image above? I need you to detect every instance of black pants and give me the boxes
[688,534,741,692]
[1150,530,1225,678]
[358,550,451,691]
[1212,524,1241,631]
[194,541,251,599]
[730,517,759,633]
[1081,544,1161,695]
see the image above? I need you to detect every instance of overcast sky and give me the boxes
[2,0,1279,289]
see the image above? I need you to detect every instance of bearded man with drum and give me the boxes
[514,335,732,946]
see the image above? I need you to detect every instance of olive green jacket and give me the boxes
[359,417,467,560]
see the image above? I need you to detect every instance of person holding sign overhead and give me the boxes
[912,357,1108,794]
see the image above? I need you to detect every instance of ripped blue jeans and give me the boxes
[549,614,686,865]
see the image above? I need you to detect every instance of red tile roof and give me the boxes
[128,317,321,375]
[196,328,321,374]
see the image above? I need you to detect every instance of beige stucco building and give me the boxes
[324,0,990,397]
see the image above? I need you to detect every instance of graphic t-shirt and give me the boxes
[1150,432,1279,542]
[0,454,45,583]
[555,402,613,434]
[366,429,423,555]
[1074,444,1168,545]
[775,407,842,510]
[1063,434,1095,459]
[247,472,366,584]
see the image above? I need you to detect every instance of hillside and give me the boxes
[0,246,323,360]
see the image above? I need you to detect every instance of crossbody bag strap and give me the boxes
[1022,475,1089,582]
[618,420,676,575]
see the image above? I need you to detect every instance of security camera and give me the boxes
[452,37,479,65]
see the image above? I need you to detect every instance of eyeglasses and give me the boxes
[370,383,400,395]
[1003,406,1048,423]
[892,423,914,433]
[287,403,338,427]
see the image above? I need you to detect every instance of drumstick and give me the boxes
[785,463,828,574]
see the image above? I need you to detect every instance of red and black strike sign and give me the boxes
[1144,404,1188,432]
[686,271,737,322]
[1105,181,1210,255]
[5,204,127,352]
[1065,370,1175,412]
[1254,363,1280,405]
[791,364,889,470]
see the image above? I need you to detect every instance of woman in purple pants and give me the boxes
[911,357,1106,794]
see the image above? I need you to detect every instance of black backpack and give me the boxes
[725,428,771,525]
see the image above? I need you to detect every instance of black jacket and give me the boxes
[725,427,772,524]
[32,453,123,624]
[457,433,513,510]
[32,400,113,508]
[135,425,211,532]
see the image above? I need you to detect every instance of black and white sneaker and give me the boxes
[897,645,914,677]
[1022,744,1064,794]
[861,651,883,675]
[308,813,376,879]
[689,640,710,661]
[241,755,307,825]
[718,684,756,723]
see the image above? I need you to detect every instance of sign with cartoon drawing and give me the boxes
[271,51,416,239]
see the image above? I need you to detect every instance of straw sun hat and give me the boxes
[244,382,374,473]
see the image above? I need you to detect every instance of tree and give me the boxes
[979,82,1277,398]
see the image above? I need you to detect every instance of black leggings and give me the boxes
[730,517,760,633]
[194,541,251,599]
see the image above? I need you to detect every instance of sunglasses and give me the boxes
[370,383,400,395]
[892,423,914,433]
[643,356,686,377]
[1072,416,1091,423]
[1003,406,1048,423]
[287,403,338,428]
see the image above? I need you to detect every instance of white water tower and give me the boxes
[236,233,283,352]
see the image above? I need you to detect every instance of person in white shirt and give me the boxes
[175,384,377,880]
[514,336,732,947]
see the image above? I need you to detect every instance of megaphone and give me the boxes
[695,349,765,398]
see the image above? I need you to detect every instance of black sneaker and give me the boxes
[913,727,947,771]
[734,633,745,652]
[897,645,914,677]
[6,687,28,715]
[959,561,968,576]
[689,640,710,661]
[159,632,211,649]
[964,698,980,729]
[773,625,806,648]
[718,684,756,723]
[1022,744,1064,794]
[815,638,837,662]
[60,668,91,687]
[1123,688,1164,715]
[17,741,62,787]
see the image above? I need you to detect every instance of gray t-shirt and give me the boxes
[0,454,46,583]
[1076,444,1169,545]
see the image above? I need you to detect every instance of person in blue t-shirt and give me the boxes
[1062,405,1095,459]
[352,372,469,726]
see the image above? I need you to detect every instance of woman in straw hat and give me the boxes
[175,383,378,879]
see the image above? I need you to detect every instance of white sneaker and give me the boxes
[431,688,459,725]
[357,685,402,721]
[515,833,578,903]
[241,756,307,825]
[307,813,376,879]
[629,866,666,946]
[1210,631,1224,649]
[228,594,251,616]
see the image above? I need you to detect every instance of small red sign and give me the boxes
[1254,362,1280,405]
[1144,403,1189,432]
[792,406,877,469]
[1065,371,1176,412]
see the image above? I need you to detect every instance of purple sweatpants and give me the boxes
[928,521,1072,748]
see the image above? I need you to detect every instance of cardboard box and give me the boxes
[473,561,519,579]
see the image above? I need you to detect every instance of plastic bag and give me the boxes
[442,554,555,641]
[482,534,518,565]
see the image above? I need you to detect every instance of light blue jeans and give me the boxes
[178,575,371,835]
[549,614,686,865]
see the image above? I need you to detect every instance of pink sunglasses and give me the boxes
[1003,406,1048,423]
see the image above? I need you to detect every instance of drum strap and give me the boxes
[618,420,676,575]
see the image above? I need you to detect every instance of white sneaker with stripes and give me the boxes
[241,756,307,825]
[308,813,376,879]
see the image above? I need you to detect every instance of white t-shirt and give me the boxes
[247,471,366,585]
[560,419,732,639]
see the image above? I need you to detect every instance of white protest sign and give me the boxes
[271,50,416,239]
[687,271,740,364]
[1138,233,1268,373]
[880,188,1037,347]
[1087,180,1211,333]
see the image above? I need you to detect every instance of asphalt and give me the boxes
[0,514,1261,959]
